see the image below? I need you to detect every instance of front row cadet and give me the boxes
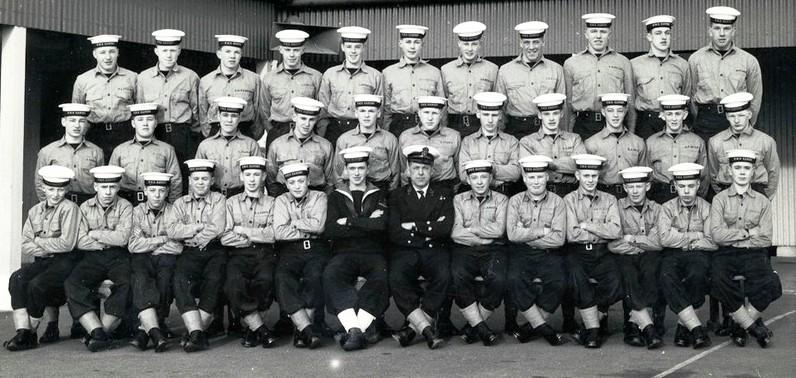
[65,165,133,352]
[389,145,453,349]
[709,149,781,348]
[608,167,664,349]
[128,172,181,352]
[451,160,508,346]
[221,156,278,349]
[5,166,81,351]
[170,159,227,352]
[564,154,623,348]
[323,147,389,351]
[507,156,568,346]
[658,163,715,349]
[272,163,329,349]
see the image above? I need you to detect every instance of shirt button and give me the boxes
[553,156,558,159]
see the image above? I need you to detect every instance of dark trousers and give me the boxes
[389,247,451,317]
[130,253,177,319]
[87,121,134,163]
[566,244,623,310]
[67,192,95,205]
[208,120,255,140]
[450,246,508,310]
[597,183,627,199]
[546,181,580,197]
[173,244,226,314]
[660,249,709,314]
[326,118,358,146]
[274,242,330,314]
[693,104,730,142]
[635,111,664,140]
[118,189,147,207]
[154,123,200,192]
[616,252,660,311]
[387,114,418,138]
[711,248,782,312]
[649,182,678,204]
[265,120,292,154]
[224,246,277,316]
[573,111,604,141]
[65,248,131,319]
[505,115,541,139]
[507,247,565,313]
[9,253,81,318]
[447,114,480,138]
[322,252,389,316]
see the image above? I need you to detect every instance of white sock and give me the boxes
[746,304,761,322]
[580,306,600,329]
[198,309,214,330]
[244,313,264,331]
[460,303,484,327]
[12,309,30,330]
[337,309,359,332]
[181,311,203,333]
[478,303,493,321]
[630,309,653,330]
[408,308,431,331]
[357,309,376,331]
[539,308,552,321]
[730,307,754,329]
[290,310,312,331]
[79,312,102,334]
[29,317,41,330]
[521,305,547,328]
[138,308,159,332]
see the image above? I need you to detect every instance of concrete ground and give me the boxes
[1,259,795,378]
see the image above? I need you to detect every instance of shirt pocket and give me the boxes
[171,87,191,105]
[635,75,655,94]
[147,150,168,171]
[115,87,134,102]
[233,88,254,102]
[539,77,558,93]
[106,214,120,230]
[744,208,762,228]
[418,78,438,94]
[729,70,747,89]
[605,66,625,90]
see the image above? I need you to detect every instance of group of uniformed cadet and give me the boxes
[5,4,783,355]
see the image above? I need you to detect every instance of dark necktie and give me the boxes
[417,190,425,200]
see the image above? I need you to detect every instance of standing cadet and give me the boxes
[564,13,636,140]
[507,156,568,346]
[5,166,81,351]
[689,6,762,142]
[318,26,383,145]
[199,35,266,139]
[221,156,278,349]
[608,167,664,349]
[382,25,445,137]
[65,165,133,352]
[128,172,181,353]
[389,145,451,350]
[262,30,323,152]
[398,96,461,188]
[73,35,137,161]
[658,163,715,349]
[168,159,227,352]
[441,21,498,137]
[333,94,401,192]
[585,93,647,199]
[709,149,781,348]
[109,103,182,206]
[323,147,389,351]
[136,29,201,186]
[563,154,623,348]
[272,163,329,349]
[631,16,692,140]
[496,21,566,138]
[646,95,708,204]
[450,160,508,346]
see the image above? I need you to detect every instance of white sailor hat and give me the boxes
[128,103,159,117]
[280,162,310,179]
[600,93,630,107]
[403,145,440,165]
[519,155,553,173]
[417,96,447,109]
[453,21,486,41]
[668,163,703,181]
[291,97,325,116]
[720,92,754,113]
[184,159,216,173]
[89,165,125,183]
[339,146,373,164]
[706,6,741,24]
[238,156,267,171]
[38,165,75,187]
[619,166,653,183]
[88,34,121,48]
[215,34,248,48]
[275,29,310,47]
[463,159,493,174]
[514,21,549,39]
[473,92,507,111]
[582,13,616,28]
[214,96,247,113]
[354,94,383,108]
[141,172,173,187]
[59,103,91,117]
[727,149,757,165]
[337,26,371,43]
[533,93,567,111]
[396,24,428,39]
[657,94,690,111]
[151,29,185,45]
[572,154,606,170]
[643,15,676,31]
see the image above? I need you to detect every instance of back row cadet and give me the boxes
[398,96,461,188]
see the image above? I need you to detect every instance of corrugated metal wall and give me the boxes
[0,0,274,59]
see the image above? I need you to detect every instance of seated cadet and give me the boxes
[457,92,521,196]
[65,165,133,352]
[272,163,329,349]
[333,94,401,192]
[563,154,623,348]
[323,147,389,351]
[389,145,452,349]
[709,149,781,348]
[128,172,181,352]
[168,159,227,353]
[5,166,81,351]
[658,163,715,349]
[110,103,183,205]
[450,160,508,346]
[608,167,664,349]
[584,93,647,199]
[507,156,568,346]
[221,156,278,349]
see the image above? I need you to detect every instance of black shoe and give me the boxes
[504,309,519,336]
[183,330,207,353]
[754,318,773,337]
[4,329,37,351]
[623,324,644,347]
[461,324,479,344]
[536,324,568,346]
[256,326,277,348]
[293,328,307,348]
[392,325,416,347]
[158,321,174,339]
[730,323,747,347]
[421,326,444,350]
[312,320,336,338]
[241,328,259,348]
[110,319,134,340]
[274,314,294,337]
[475,322,498,346]
[747,323,772,348]
[641,325,663,350]
[584,328,601,349]
[205,318,225,338]
[364,323,381,345]
[673,324,692,347]
[86,328,111,352]
[691,326,711,349]
[130,329,150,351]
[149,328,168,353]
[715,316,733,337]
[39,322,59,344]
[302,327,321,349]
[562,316,577,334]
[69,321,86,340]
[342,328,365,351]
[436,316,458,338]
[512,323,536,344]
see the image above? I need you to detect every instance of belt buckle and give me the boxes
[105,123,112,131]
[463,115,470,127]
[717,104,724,114]
[616,185,623,194]
[669,183,677,194]
[303,240,311,250]
[137,192,145,202]
[70,194,78,202]
[221,188,227,196]
[595,113,602,122]
[585,243,593,251]
[165,123,173,132]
